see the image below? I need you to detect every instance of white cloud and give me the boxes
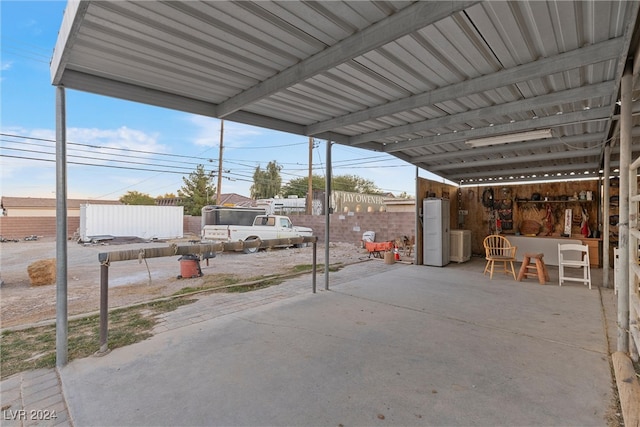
[0,126,170,198]
[68,126,164,153]
[187,115,263,149]
[0,61,13,83]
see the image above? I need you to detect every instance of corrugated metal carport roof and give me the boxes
[50,1,640,185]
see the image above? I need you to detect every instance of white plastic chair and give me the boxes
[558,243,591,289]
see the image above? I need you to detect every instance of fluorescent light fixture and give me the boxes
[465,129,553,147]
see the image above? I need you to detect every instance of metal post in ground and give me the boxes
[324,140,332,290]
[618,60,632,353]
[97,262,110,355]
[55,85,68,367]
[603,144,611,289]
[312,240,317,293]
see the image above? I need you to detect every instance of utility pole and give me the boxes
[307,136,313,214]
[216,120,224,205]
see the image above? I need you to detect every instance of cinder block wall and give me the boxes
[290,212,415,244]
[1,213,416,244]
[182,213,417,243]
[0,217,80,240]
[183,216,202,237]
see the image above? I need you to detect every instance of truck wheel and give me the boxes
[243,237,259,254]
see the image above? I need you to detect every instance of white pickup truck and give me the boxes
[201,215,313,253]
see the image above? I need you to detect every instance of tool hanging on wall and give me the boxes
[457,188,464,228]
[482,187,495,208]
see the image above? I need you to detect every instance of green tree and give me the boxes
[333,174,381,194]
[281,175,325,198]
[177,164,215,216]
[250,161,282,199]
[281,173,382,198]
[119,191,156,205]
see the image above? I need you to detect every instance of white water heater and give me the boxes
[450,230,471,263]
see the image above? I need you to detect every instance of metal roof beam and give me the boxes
[447,163,601,181]
[423,141,640,181]
[427,148,602,172]
[223,113,359,146]
[602,0,640,142]
[58,70,359,145]
[381,106,611,153]
[458,174,598,185]
[50,0,90,84]
[350,82,613,145]
[413,133,605,163]
[307,38,623,136]
[55,70,219,117]
[216,1,477,118]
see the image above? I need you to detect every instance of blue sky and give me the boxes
[1,1,443,202]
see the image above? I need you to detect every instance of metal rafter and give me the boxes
[427,147,602,172]
[448,163,601,181]
[307,38,623,136]
[413,133,605,163]
[381,107,611,153]
[349,82,614,145]
[216,1,478,118]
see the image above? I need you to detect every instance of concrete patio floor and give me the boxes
[50,256,618,426]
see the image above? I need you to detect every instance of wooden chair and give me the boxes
[483,235,517,280]
[558,243,591,289]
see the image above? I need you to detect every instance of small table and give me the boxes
[517,253,550,285]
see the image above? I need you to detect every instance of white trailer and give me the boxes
[79,204,183,242]
[256,196,306,215]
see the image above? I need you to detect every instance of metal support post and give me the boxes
[55,86,68,367]
[415,167,419,266]
[312,241,317,293]
[324,140,332,290]
[98,263,110,355]
[617,60,632,353]
[603,144,611,289]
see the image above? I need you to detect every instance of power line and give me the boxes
[2,133,413,195]
[0,154,193,175]
[0,139,202,168]
[1,38,51,64]
[2,37,51,54]
[1,139,407,178]
[2,133,406,169]
[0,133,204,161]
[224,141,308,149]
[0,146,197,170]
[3,133,345,168]
[0,48,50,64]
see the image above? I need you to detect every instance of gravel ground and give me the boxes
[0,237,372,328]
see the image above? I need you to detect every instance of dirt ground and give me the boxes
[0,237,371,329]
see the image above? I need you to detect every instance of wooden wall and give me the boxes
[460,180,600,255]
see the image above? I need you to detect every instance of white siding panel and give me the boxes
[79,205,183,241]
